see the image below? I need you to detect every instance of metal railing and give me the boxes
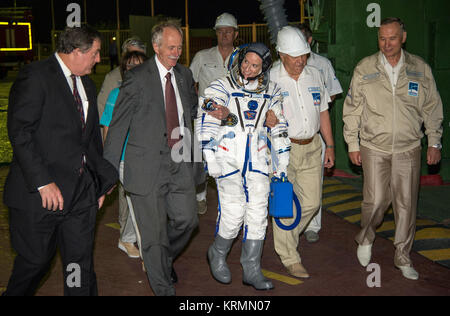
[49,21,304,66]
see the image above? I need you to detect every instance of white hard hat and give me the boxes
[214,13,238,30]
[276,26,311,57]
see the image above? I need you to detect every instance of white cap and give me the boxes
[276,26,311,57]
[214,13,238,30]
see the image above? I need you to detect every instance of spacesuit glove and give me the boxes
[207,161,222,178]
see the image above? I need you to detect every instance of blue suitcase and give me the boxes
[269,174,293,218]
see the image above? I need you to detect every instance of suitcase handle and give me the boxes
[274,192,302,231]
[271,172,288,183]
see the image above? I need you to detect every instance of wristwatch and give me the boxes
[431,143,442,150]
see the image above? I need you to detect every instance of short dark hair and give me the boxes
[120,51,148,78]
[298,23,313,40]
[380,17,406,32]
[57,25,101,54]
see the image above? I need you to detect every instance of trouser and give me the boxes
[196,179,208,201]
[216,171,270,241]
[129,154,198,296]
[273,134,322,267]
[119,161,137,244]
[4,204,98,296]
[305,134,326,233]
[356,146,421,267]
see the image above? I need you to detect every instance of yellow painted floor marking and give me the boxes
[322,192,362,206]
[262,269,303,286]
[322,184,356,194]
[327,200,362,213]
[344,213,361,223]
[418,249,450,261]
[376,221,395,233]
[415,227,450,240]
[105,223,120,230]
[323,179,342,185]
[376,219,437,233]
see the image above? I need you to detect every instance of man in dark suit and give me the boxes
[103,20,201,296]
[3,26,118,296]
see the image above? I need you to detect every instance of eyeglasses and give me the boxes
[216,30,235,35]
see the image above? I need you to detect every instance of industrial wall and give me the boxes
[320,0,449,180]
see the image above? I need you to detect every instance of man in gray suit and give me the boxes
[103,20,200,296]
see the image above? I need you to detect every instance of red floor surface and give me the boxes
[1,185,443,297]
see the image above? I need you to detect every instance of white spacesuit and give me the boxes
[196,43,290,290]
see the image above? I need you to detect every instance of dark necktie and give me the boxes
[70,74,86,132]
[165,72,180,148]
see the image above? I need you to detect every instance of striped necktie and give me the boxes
[70,74,86,131]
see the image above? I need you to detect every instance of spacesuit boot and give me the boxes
[240,239,274,290]
[207,235,234,284]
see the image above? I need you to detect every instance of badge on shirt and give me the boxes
[408,81,419,97]
[312,93,321,106]
[244,110,257,120]
[247,100,259,110]
[221,113,238,127]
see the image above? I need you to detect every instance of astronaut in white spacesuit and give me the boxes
[196,43,291,290]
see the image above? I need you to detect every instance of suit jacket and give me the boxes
[4,54,118,211]
[103,57,204,195]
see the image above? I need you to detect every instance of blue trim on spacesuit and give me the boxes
[241,135,251,203]
[243,225,248,243]
[215,179,222,237]
[231,92,273,100]
[218,169,240,179]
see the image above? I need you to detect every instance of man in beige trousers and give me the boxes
[343,17,443,280]
[269,26,335,279]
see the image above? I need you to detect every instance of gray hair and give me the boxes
[151,20,183,47]
[380,17,406,32]
[122,36,147,54]
[57,25,101,54]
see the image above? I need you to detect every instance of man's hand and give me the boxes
[324,148,335,169]
[265,110,279,128]
[349,151,362,166]
[427,147,441,165]
[39,182,64,211]
[208,104,230,120]
[98,195,106,209]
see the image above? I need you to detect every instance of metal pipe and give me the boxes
[258,0,288,45]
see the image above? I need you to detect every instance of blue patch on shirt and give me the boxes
[247,100,258,110]
[312,93,321,106]
[408,81,419,97]
[308,87,320,92]
[244,110,257,120]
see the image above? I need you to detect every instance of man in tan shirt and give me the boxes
[343,17,443,280]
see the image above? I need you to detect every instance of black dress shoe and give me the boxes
[171,268,178,284]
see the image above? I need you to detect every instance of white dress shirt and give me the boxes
[155,55,185,136]
[54,52,89,121]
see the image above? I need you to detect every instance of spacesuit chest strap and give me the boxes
[233,97,245,131]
